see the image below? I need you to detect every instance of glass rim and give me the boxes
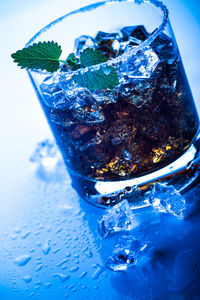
[26,0,169,77]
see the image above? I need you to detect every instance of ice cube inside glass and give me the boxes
[27,0,200,208]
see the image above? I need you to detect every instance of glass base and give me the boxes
[70,134,200,209]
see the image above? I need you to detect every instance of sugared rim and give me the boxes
[26,0,168,76]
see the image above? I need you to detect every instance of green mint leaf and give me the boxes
[66,53,78,66]
[72,66,119,90]
[11,41,62,72]
[80,48,107,67]
[11,42,120,90]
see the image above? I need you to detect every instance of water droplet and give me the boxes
[35,231,41,236]
[102,66,111,75]
[29,248,35,253]
[23,275,32,283]
[58,204,74,215]
[85,251,93,258]
[79,272,87,279]
[56,228,63,234]
[52,273,70,282]
[36,264,43,272]
[44,282,51,289]
[14,228,21,234]
[65,253,71,258]
[21,231,31,239]
[92,266,106,279]
[14,255,31,267]
[68,284,74,289]
[81,285,86,289]
[42,239,51,255]
[53,248,60,254]
[57,259,69,270]
[69,266,79,273]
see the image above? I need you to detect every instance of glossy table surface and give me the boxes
[0,0,200,299]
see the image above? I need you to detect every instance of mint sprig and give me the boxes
[70,48,119,89]
[11,41,63,72]
[80,48,107,67]
[11,41,119,90]
[73,66,119,90]
[66,53,78,66]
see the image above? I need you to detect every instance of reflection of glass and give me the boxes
[27,0,200,208]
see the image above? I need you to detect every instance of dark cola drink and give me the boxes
[40,26,199,185]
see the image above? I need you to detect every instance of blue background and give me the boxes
[0,0,200,299]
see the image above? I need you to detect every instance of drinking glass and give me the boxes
[27,0,200,208]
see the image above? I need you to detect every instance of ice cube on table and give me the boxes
[106,235,149,272]
[121,46,160,80]
[30,139,61,168]
[149,182,186,219]
[97,200,135,238]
